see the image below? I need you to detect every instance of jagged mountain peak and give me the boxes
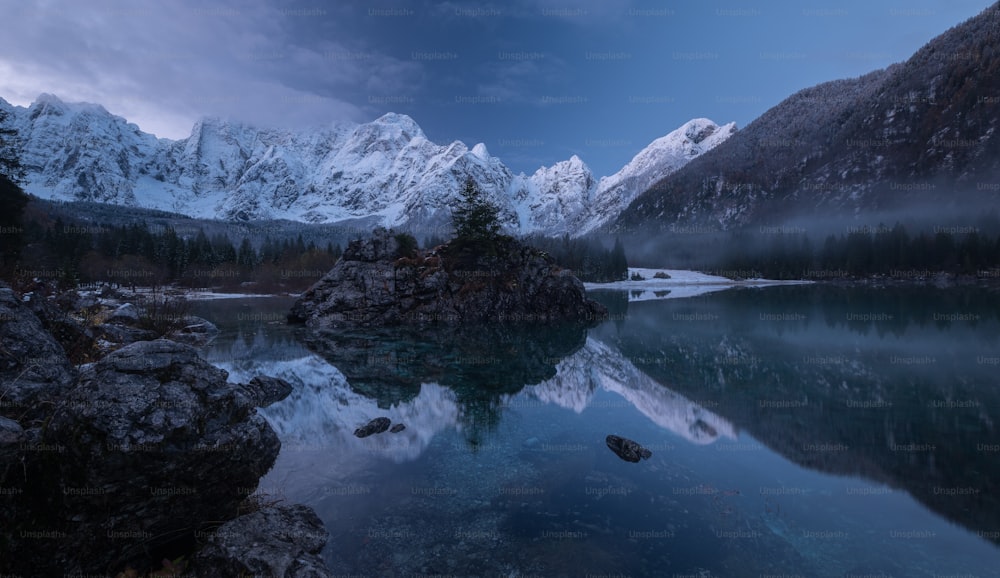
[471,142,489,159]
[678,117,727,143]
[370,111,425,139]
[7,92,730,235]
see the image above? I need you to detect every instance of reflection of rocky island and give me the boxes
[298,321,590,406]
[214,330,734,480]
[288,228,607,327]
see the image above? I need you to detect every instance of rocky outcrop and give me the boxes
[193,504,331,578]
[0,282,332,575]
[33,339,281,572]
[0,338,291,575]
[605,435,652,463]
[0,285,78,422]
[288,229,607,328]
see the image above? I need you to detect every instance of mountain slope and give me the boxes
[615,2,1000,232]
[0,95,732,236]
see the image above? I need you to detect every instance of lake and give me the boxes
[192,284,1000,577]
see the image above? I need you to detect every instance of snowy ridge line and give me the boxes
[2,94,734,236]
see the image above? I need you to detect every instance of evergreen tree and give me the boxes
[610,237,628,281]
[451,177,501,242]
[237,236,257,270]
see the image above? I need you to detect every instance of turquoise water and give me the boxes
[194,285,1000,577]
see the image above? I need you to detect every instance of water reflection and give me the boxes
[593,284,1000,548]
[525,337,736,446]
[191,287,1000,575]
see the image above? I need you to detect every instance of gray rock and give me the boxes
[244,375,294,407]
[108,302,141,323]
[0,285,77,422]
[93,322,158,347]
[0,415,22,446]
[288,228,607,328]
[23,339,282,574]
[605,434,652,463]
[22,289,100,364]
[167,315,220,346]
[354,416,391,438]
[390,423,406,433]
[193,503,332,578]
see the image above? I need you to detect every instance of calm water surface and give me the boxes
[192,285,1000,577]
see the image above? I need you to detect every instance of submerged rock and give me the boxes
[244,375,295,408]
[354,416,391,438]
[288,228,607,328]
[390,423,406,433]
[193,503,332,578]
[605,434,652,463]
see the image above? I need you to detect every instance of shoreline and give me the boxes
[584,268,813,291]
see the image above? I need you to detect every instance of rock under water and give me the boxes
[354,416,392,438]
[605,434,652,463]
[193,504,331,578]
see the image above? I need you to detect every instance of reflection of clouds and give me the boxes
[525,337,736,445]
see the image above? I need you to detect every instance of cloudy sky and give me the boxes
[0,0,993,176]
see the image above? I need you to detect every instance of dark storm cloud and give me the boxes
[0,0,422,138]
[0,0,995,177]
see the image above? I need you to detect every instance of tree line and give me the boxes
[10,214,342,292]
[716,222,1000,280]
[525,234,628,283]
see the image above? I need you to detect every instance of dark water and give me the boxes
[192,285,1000,577]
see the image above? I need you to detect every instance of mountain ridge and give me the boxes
[614,2,1000,233]
[0,94,733,237]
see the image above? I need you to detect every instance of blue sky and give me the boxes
[0,0,994,176]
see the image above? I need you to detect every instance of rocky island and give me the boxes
[288,228,607,328]
[289,178,607,328]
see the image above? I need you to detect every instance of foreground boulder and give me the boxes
[193,504,331,578]
[7,339,283,574]
[288,229,607,328]
[0,285,78,422]
[605,434,652,463]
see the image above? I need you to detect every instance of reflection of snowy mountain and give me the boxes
[215,354,461,465]
[524,337,736,445]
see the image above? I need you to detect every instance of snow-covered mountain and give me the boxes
[0,93,734,236]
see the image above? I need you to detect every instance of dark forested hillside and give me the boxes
[615,2,1000,233]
